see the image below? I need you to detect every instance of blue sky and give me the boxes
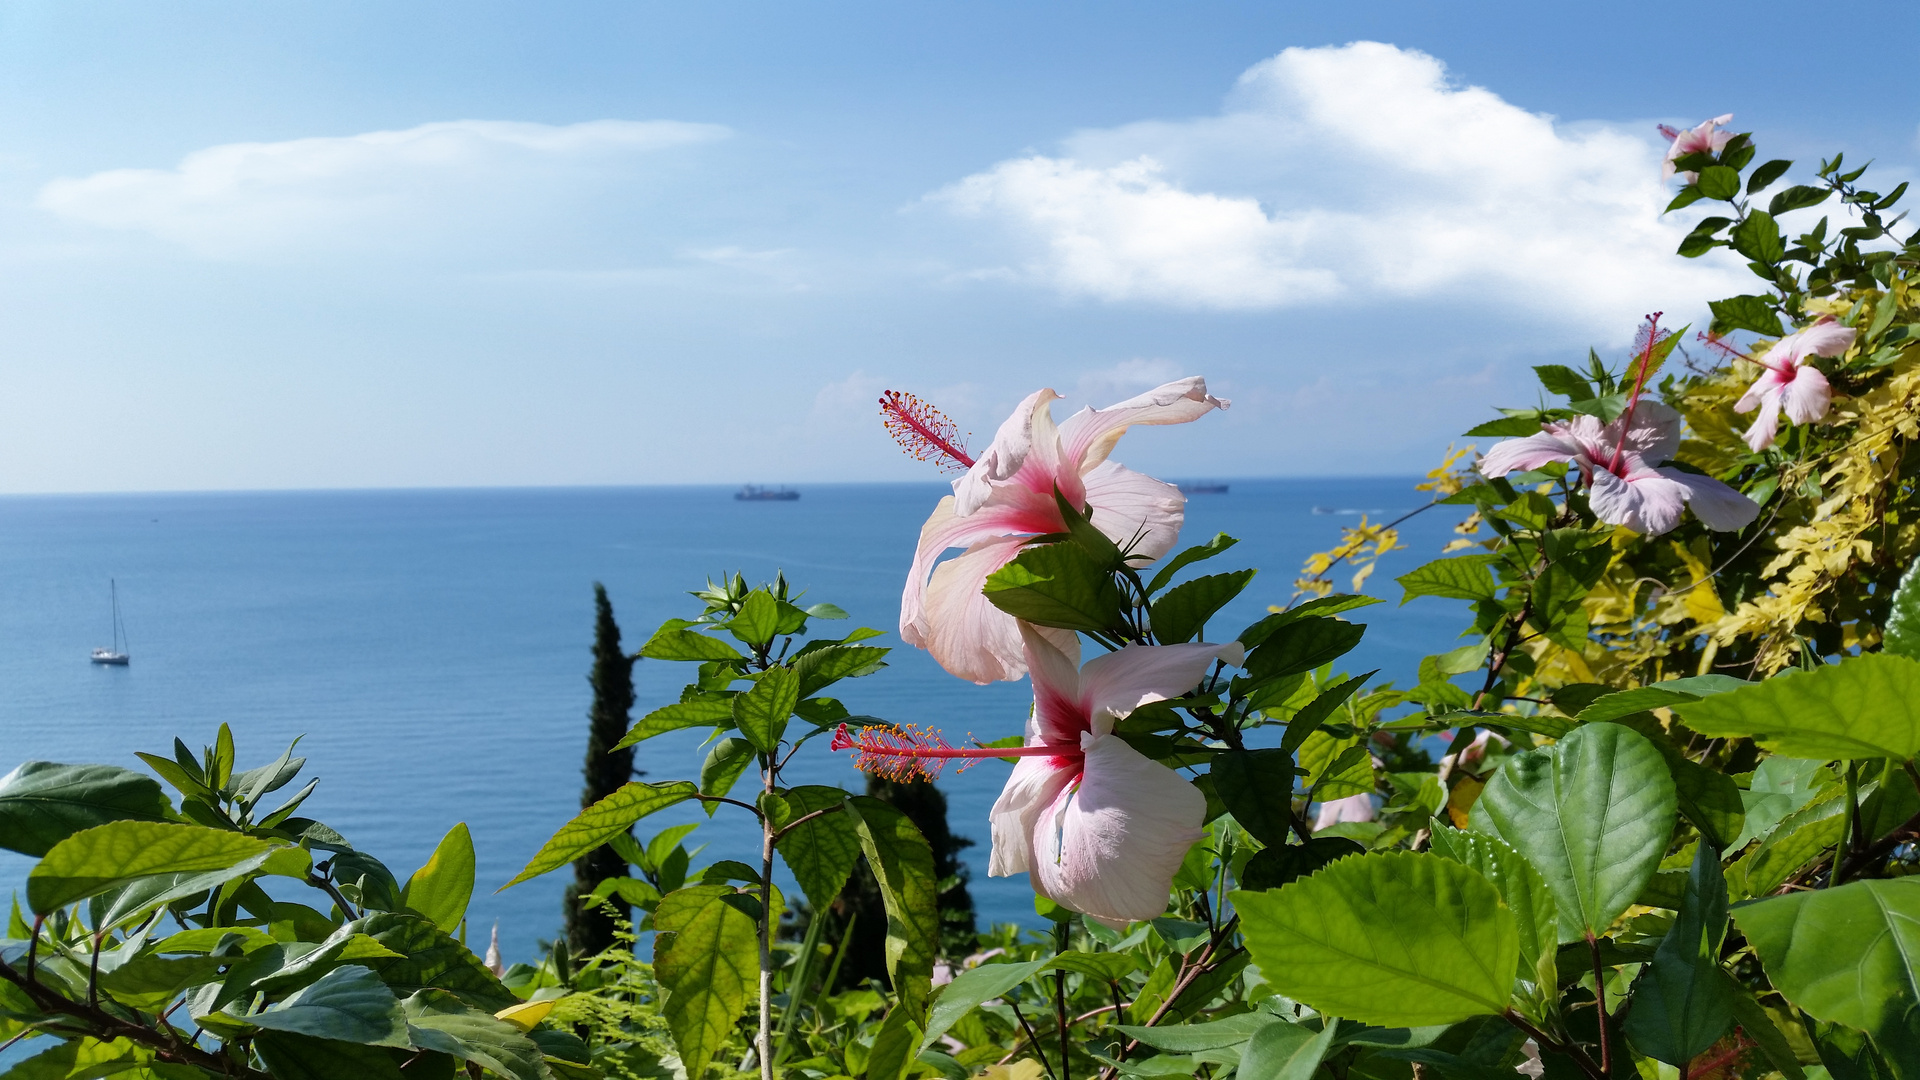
[2,1,1915,492]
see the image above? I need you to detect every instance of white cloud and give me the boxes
[1073,358,1188,405]
[37,119,729,259]
[929,42,1744,336]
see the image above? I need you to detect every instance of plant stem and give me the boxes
[757,759,776,1080]
[1834,760,1859,887]
[1587,934,1612,1077]
[1009,999,1058,1080]
[1053,920,1071,1080]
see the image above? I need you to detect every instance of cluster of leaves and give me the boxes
[0,726,589,1079]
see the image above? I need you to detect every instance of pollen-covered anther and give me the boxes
[833,722,964,781]
[878,390,976,474]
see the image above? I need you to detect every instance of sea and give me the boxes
[0,480,1469,964]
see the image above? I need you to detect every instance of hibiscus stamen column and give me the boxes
[832,723,1075,781]
[1606,312,1666,475]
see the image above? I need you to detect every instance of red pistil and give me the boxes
[832,722,1070,782]
[1608,312,1669,475]
[879,390,976,474]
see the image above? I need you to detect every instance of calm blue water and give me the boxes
[0,480,1466,962]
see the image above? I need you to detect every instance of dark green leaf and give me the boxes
[1573,675,1748,724]
[1210,750,1297,847]
[1730,211,1786,264]
[1147,533,1239,595]
[845,796,940,1014]
[1150,569,1256,645]
[1709,294,1784,337]
[1532,365,1594,401]
[1623,844,1736,1064]
[920,959,1049,1051]
[401,823,475,934]
[639,621,745,662]
[502,781,698,888]
[1233,852,1518,1027]
[1748,159,1792,194]
[698,738,755,811]
[653,885,759,1080]
[1674,654,1920,760]
[1770,184,1831,216]
[982,541,1124,634]
[253,1032,408,1080]
[792,645,890,696]
[1469,723,1677,942]
[1279,674,1372,754]
[732,667,799,754]
[1244,618,1366,683]
[1396,556,1498,605]
[352,912,516,1010]
[1238,595,1381,649]
[1237,1018,1338,1080]
[402,989,545,1080]
[0,762,173,858]
[1696,165,1740,200]
[1882,555,1920,661]
[772,786,861,911]
[1239,838,1364,891]
[243,964,410,1046]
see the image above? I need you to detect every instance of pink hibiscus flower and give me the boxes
[837,625,1240,927]
[1733,316,1855,451]
[1659,113,1735,183]
[1313,792,1377,831]
[1480,400,1759,536]
[897,378,1227,684]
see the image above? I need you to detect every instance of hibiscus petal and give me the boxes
[901,496,1049,647]
[988,721,1078,879]
[1589,468,1688,536]
[1020,622,1091,744]
[1653,467,1761,532]
[1312,792,1376,831]
[954,389,1058,516]
[1055,377,1229,474]
[1077,641,1243,736]
[1734,370,1785,414]
[1479,431,1582,477]
[1781,364,1831,426]
[1029,733,1205,928]
[1618,400,1683,464]
[915,534,1032,684]
[1770,318,1856,366]
[1081,461,1186,563]
[1742,392,1783,453]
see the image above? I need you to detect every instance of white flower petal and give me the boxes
[1055,376,1228,474]
[1077,641,1241,735]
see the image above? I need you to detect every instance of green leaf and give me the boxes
[402,989,545,1080]
[1210,750,1297,847]
[1112,1011,1280,1051]
[253,1032,409,1080]
[1147,533,1239,595]
[732,667,799,754]
[698,738,755,812]
[866,1003,925,1080]
[653,885,759,1080]
[1709,294,1784,337]
[1882,555,1920,661]
[1279,674,1371,754]
[27,821,276,915]
[1299,732,1372,801]
[919,959,1050,1052]
[1675,655,1920,760]
[1666,751,1746,852]
[1238,596,1381,649]
[351,912,516,1010]
[0,762,173,858]
[772,785,861,912]
[1769,184,1831,215]
[1233,851,1518,1027]
[402,823,475,933]
[1396,556,1498,605]
[792,644,890,696]
[1532,365,1594,401]
[1237,1018,1338,1080]
[93,845,303,930]
[1150,569,1256,645]
[1464,416,1548,438]
[844,795,940,1014]
[726,589,781,646]
[1748,158,1792,194]
[639,621,745,662]
[1730,210,1786,263]
[242,964,410,1046]
[1243,617,1366,683]
[1427,827,1557,1004]
[1468,723,1677,942]
[502,781,697,888]
[1239,837,1364,891]
[1696,165,1741,200]
[982,541,1124,634]
[616,698,734,749]
[1734,878,1920,1076]
[1572,674,1748,724]
[1623,843,1736,1065]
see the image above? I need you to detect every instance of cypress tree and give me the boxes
[564,583,638,958]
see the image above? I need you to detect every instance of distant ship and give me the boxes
[735,485,800,502]
[90,579,130,666]
[1178,481,1229,495]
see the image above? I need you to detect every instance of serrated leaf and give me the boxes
[402,823,475,933]
[616,698,734,749]
[653,885,759,1080]
[503,781,698,888]
[732,667,799,753]
[1396,556,1498,605]
[1709,294,1784,337]
[1532,364,1594,401]
[1573,675,1748,724]
[1238,595,1381,649]
[1239,837,1364,891]
[1696,165,1741,200]
[1769,184,1831,215]
[1468,723,1676,942]
[27,821,277,915]
[1883,555,1920,661]
[1243,617,1366,683]
[1465,416,1548,438]
[1730,210,1786,263]
[792,644,890,696]
[1735,878,1920,1076]
[639,621,745,662]
[1150,569,1256,645]
[1233,851,1518,1027]
[1147,533,1239,595]
[983,541,1124,633]
[352,911,517,1010]
[726,589,781,646]
[1210,749,1297,847]
[845,795,939,1014]
[1237,1018,1337,1080]
[1427,827,1557,1005]
[1674,655,1920,760]
[0,762,173,858]
[772,785,860,912]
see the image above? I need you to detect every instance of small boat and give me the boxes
[735,485,800,502]
[91,579,130,666]
[1178,482,1229,495]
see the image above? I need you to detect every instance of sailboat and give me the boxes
[90,579,130,666]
